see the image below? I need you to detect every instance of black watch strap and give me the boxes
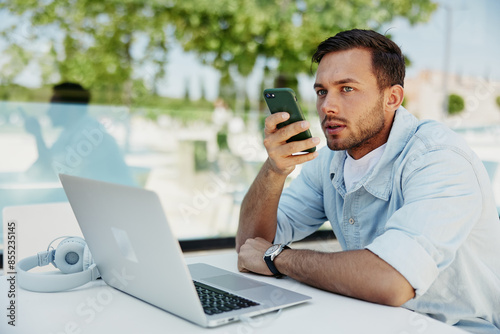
[264,245,290,278]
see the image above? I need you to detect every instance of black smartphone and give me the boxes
[263,88,316,153]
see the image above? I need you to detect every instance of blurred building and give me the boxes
[404,70,500,127]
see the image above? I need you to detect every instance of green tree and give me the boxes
[496,96,500,110]
[0,0,437,107]
[448,93,465,115]
[171,1,435,75]
[0,1,172,106]
[169,0,436,106]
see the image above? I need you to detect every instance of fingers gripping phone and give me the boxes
[263,88,316,153]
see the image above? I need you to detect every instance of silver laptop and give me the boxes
[59,174,311,327]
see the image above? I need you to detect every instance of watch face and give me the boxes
[265,244,280,256]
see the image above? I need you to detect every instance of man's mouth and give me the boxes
[325,123,346,135]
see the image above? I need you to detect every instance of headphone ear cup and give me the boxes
[82,244,94,270]
[53,237,87,274]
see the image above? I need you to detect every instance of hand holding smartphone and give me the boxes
[263,88,316,154]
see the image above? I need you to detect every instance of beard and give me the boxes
[322,95,386,152]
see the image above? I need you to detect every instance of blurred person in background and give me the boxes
[23,82,135,186]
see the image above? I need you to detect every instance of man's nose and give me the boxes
[319,93,339,115]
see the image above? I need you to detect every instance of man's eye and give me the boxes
[316,89,327,96]
[342,86,353,93]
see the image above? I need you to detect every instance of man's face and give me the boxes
[314,48,393,159]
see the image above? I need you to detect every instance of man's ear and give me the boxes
[385,84,404,112]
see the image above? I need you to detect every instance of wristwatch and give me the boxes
[263,243,290,278]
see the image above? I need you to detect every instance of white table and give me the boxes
[0,203,466,334]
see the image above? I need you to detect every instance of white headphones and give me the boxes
[17,236,100,292]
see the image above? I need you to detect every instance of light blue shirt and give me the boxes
[274,107,500,333]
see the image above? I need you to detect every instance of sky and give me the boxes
[1,0,499,103]
[388,0,500,80]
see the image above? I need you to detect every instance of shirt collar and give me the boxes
[329,106,419,200]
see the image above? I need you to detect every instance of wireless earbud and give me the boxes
[17,236,100,292]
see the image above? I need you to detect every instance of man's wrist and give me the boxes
[264,244,290,277]
[273,247,291,277]
[264,158,294,178]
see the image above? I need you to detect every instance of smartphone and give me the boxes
[263,88,316,153]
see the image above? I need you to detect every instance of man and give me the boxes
[236,29,500,333]
[24,82,135,186]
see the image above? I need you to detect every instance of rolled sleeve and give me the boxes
[274,179,326,243]
[367,148,483,297]
[274,209,293,244]
[274,148,331,244]
[366,229,439,296]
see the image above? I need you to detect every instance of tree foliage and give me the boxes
[448,93,465,115]
[0,0,437,105]
[1,1,172,104]
[170,0,435,76]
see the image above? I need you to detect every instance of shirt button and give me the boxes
[349,218,355,225]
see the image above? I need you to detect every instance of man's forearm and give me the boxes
[236,159,288,252]
[274,248,415,306]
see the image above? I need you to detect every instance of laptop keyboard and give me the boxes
[194,281,260,315]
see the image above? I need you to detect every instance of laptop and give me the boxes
[59,174,311,327]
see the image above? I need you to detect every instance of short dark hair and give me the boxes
[312,29,405,89]
[52,82,91,104]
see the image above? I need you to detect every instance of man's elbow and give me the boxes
[235,232,249,254]
[235,240,243,254]
[377,282,415,307]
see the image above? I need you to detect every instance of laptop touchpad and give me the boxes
[204,274,265,291]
